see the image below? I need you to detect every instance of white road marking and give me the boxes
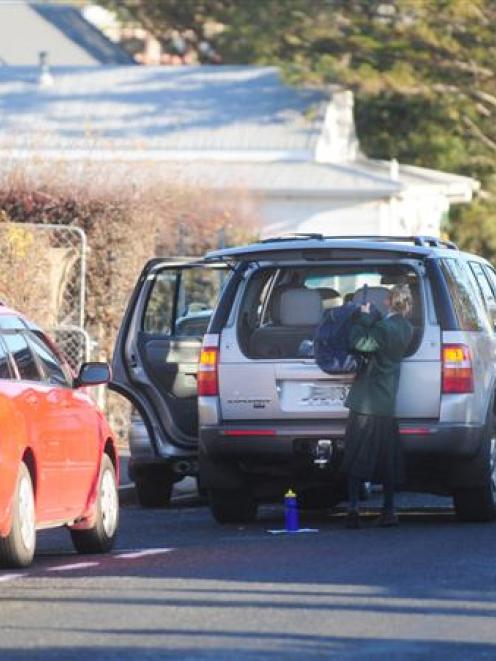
[2,548,174,580]
[116,548,173,559]
[47,561,100,572]
[267,528,320,535]
[0,573,24,582]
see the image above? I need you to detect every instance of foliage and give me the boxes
[0,163,258,440]
[449,197,496,258]
[101,0,496,259]
[0,221,52,320]
[0,163,258,357]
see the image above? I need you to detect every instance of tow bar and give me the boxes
[313,439,333,469]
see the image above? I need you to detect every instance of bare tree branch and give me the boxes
[463,115,496,152]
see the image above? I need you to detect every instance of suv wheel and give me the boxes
[209,489,258,524]
[0,463,36,569]
[134,466,175,508]
[135,477,173,508]
[454,428,496,522]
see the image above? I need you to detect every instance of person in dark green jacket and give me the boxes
[341,283,414,528]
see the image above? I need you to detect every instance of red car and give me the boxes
[0,306,119,569]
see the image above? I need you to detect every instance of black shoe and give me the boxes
[346,510,361,529]
[373,511,399,528]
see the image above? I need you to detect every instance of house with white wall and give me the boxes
[0,64,478,238]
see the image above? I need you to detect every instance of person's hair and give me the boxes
[390,283,413,316]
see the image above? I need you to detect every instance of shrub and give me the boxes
[0,161,260,440]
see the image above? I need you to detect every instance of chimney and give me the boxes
[38,51,54,88]
[315,89,360,164]
[389,158,399,181]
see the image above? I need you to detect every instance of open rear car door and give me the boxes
[110,258,228,457]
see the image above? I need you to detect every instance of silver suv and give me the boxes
[112,236,496,522]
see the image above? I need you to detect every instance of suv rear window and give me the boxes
[238,264,421,359]
[440,259,491,332]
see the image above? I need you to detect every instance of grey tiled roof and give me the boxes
[0,65,327,152]
[0,2,134,65]
[0,63,478,200]
[156,158,476,199]
[162,160,400,197]
[355,158,479,199]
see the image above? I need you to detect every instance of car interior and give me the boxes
[239,265,422,359]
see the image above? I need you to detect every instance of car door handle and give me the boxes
[129,354,138,368]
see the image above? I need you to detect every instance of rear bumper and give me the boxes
[199,421,486,493]
[400,423,484,456]
[200,421,484,459]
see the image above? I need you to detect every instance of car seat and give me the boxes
[249,287,322,358]
[315,287,342,310]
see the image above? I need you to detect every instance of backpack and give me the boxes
[313,302,363,373]
[312,284,383,374]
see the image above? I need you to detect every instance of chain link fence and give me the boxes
[0,222,90,370]
[50,325,91,371]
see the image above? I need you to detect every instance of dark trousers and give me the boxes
[343,411,402,513]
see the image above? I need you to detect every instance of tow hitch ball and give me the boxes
[314,439,333,469]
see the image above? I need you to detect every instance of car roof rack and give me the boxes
[412,235,458,249]
[260,234,458,250]
[261,233,325,243]
[323,235,458,249]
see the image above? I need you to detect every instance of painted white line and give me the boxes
[47,561,100,572]
[116,548,173,560]
[0,573,24,583]
[267,528,320,535]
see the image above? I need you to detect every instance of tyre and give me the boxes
[0,462,36,569]
[454,427,496,522]
[70,454,119,554]
[209,489,258,524]
[135,475,173,508]
[195,477,208,500]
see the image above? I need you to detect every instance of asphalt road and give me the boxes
[2,493,496,660]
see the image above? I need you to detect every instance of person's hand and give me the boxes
[360,302,371,314]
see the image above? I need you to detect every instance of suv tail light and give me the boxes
[442,344,474,394]
[198,342,219,397]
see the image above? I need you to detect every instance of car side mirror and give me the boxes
[74,362,111,388]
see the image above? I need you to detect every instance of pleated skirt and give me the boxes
[340,411,404,485]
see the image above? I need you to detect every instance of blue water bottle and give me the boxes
[284,489,299,532]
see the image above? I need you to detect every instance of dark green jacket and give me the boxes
[345,312,413,417]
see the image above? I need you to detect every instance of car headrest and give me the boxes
[269,285,291,324]
[278,288,322,326]
[316,287,343,310]
[352,286,390,316]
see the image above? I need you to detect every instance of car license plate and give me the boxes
[300,383,350,407]
[278,381,350,412]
